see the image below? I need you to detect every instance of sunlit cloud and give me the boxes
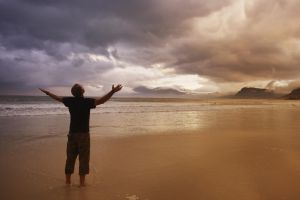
[140,75,215,92]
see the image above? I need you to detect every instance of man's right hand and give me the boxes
[112,84,123,93]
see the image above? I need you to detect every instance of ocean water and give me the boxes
[0,95,275,117]
[1,96,300,138]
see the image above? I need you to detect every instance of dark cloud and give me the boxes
[0,0,233,94]
[1,0,300,95]
[0,0,231,51]
[169,0,300,82]
[170,38,296,82]
[0,46,114,93]
[0,0,229,94]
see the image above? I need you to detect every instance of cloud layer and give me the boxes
[1,0,300,95]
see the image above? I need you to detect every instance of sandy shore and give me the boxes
[1,130,300,200]
[1,100,300,200]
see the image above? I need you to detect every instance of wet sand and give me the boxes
[1,99,300,200]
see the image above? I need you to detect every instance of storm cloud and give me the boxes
[169,0,300,82]
[1,0,300,95]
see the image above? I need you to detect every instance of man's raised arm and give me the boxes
[39,88,63,103]
[95,84,122,106]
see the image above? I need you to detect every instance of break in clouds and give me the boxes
[1,0,300,95]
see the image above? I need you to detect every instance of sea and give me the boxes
[1,95,300,137]
[0,95,273,117]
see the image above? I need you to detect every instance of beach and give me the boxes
[1,98,300,200]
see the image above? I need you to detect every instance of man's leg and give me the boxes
[65,135,78,184]
[78,133,90,186]
[66,174,71,185]
[80,175,85,186]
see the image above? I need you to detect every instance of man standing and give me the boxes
[39,83,122,186]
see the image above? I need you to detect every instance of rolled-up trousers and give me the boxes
[65,133,90,175]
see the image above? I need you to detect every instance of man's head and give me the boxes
[71,84,85,97]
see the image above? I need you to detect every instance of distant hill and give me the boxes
[285,87,300,99]
[235,87,277,99]
[133,86,186,96]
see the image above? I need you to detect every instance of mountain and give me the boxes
[133,86,186,96]
[235,87,277,99]
[285,87,300,99]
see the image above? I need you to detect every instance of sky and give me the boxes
[1,0,300,96]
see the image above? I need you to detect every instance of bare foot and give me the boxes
[66,174,71,185]
[80,175,85,187]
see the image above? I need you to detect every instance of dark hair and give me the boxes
[71,84,84,97]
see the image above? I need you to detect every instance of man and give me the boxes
[39,83,122,186]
